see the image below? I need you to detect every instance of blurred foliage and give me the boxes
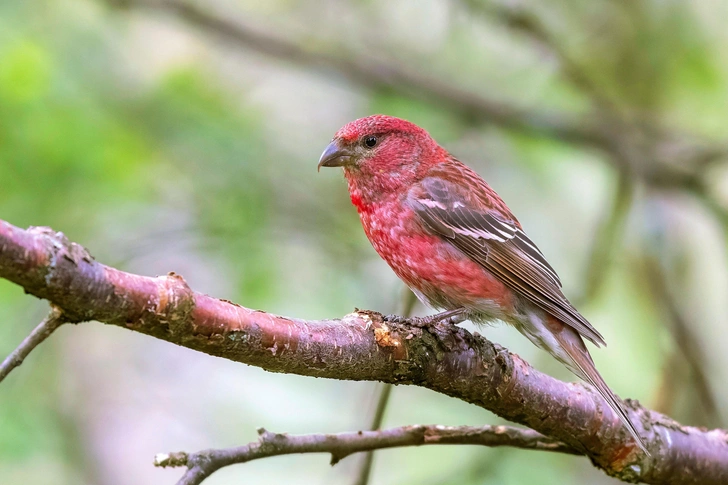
[0,0,727,484]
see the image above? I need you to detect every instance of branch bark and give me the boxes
[156,424,577,485]
[1,219,727,484]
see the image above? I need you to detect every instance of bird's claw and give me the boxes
[383,314,407,324]
[407,316,430,328]
[441,315,467,326]
[383,309,469,328]
[384,314,429,327]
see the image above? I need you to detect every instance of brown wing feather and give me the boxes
[408,161,606,347]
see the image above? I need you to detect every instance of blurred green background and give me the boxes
[1,0,727,484]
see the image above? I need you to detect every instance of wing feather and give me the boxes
[409,174,605,347]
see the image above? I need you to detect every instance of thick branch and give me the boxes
[156,425,577,485]
[1,219,728,484]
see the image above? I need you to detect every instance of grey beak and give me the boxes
[317,140,353,172]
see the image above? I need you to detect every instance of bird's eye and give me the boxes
[363,136,378,148]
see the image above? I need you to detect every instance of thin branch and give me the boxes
[652,343,683,419]
[108,0,728,195]
[353,289,418,485]
[642,245,720,425]
[2,219,728,484]
[360,383,392,448]
[107,0,728,235]
[462,0,613,111]
[352,385,391,485]
[468,0,728,226]
[154,424,578,485]
[688,183,728,239]
[108,0,606,147]
[0,306,66,383]
[576,170,635,306]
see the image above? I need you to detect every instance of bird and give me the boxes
[317,114,647,453]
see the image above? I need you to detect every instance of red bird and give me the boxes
[318,114,647,452]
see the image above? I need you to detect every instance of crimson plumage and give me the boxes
[318,114,647,453]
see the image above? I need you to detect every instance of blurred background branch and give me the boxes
[642,197,721,427]
[109,0,603,145]
[578,170,635,305]
[111,0,728,195]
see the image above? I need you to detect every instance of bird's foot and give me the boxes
[383,314,407,324]
[384,308,469,328]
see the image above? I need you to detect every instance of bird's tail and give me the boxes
[552,326,649,455]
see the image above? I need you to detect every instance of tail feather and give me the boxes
[553,329,650,455]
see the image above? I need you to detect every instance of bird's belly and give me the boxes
[359,208,515,318]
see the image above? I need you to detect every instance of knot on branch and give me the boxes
[156,272,195,335]
[257,427,288,448]
[154,451,189,468]
[29,226,95,267]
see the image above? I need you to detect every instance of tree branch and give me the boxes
[107,0,608,147]
[462,0,612,110]
[1,219,728,484]
[463,0,728,226]
[105,0,728,234]
[0,306,66,382]
[577,170,635,306]
[353,288,417,485]
[352,383,392,485]
[106,0,728,197]
[155,424,577,485]
[642,225,720,425]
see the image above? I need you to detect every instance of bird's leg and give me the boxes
[413,308,470,327]
[385,308,470,327]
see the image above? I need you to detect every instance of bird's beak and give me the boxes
[317,140,353,172]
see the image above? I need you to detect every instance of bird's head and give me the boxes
[318,115,440,198]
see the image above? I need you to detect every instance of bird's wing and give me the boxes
[407,168,605,347]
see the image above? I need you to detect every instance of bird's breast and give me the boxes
[356,197,515,315]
